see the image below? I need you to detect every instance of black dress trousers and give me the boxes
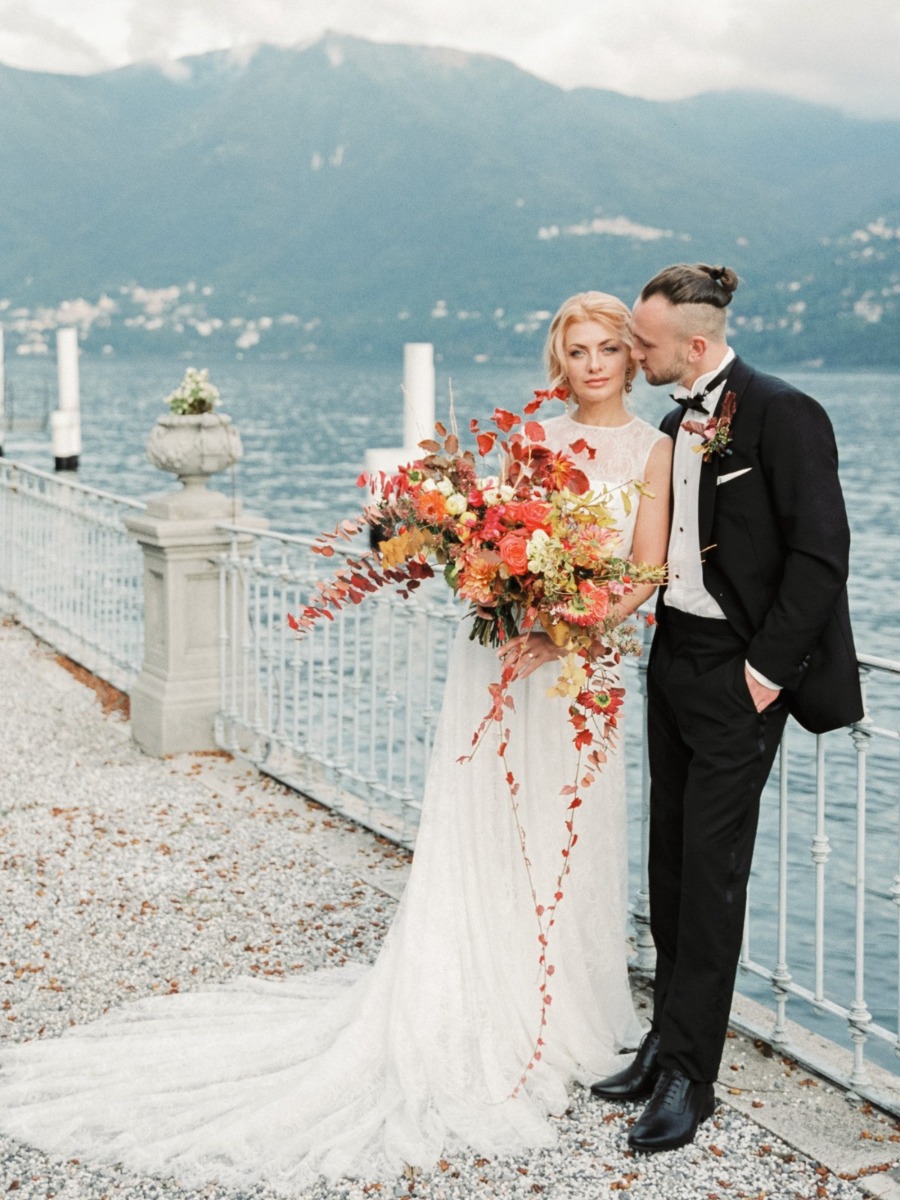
[646,606,790,1084]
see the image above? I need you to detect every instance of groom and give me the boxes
[591,263,863,1151]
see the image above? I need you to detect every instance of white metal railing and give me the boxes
[628,644,900,1113]
[3,462,897,1108]
[215,525,459,846]
[3,479,895,1109]
[0,460,145,691]
[217,524,900,1111]
[732,653,900,1112]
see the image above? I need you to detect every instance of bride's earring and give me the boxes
[624,372,634,395]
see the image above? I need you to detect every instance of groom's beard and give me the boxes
[641,356,690,388]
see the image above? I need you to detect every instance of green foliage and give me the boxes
[164,367,220,414]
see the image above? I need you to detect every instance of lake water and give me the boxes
[5,355,898,660]
[5,355,900,1067]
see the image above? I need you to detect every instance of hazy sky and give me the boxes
[1,0,898,119]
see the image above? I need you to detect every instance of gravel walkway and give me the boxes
[0,618,887,1200]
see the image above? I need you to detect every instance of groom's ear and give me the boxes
[686,335,708,363]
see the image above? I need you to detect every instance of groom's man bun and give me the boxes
[639,264,739,340]
[640,264,739,308]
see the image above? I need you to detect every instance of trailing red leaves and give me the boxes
[288,384,667,1100]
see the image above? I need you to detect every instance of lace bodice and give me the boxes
[538,412,667,555]
[540,412,666,488]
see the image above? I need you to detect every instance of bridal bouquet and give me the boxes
[289,389,665,1092]
[290,393,663,689]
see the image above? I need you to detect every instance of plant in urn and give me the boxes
[146,368,243,518]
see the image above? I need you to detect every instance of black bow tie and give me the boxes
[672,365,732,412]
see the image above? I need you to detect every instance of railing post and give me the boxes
[633,619,656,974]
[770,736,793,1046]
[811,735,831,1005]
[848,703,874,1088]
[124,483,265,757]
[4,463,20,613]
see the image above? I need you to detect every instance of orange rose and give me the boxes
[506,500,552,532]
[498,531,530,576]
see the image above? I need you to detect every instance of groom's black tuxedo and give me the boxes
[656,355,862,733]
[647,355,862,1085]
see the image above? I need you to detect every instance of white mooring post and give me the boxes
[52,327,82,471]
[402,342,435,450]
[364,342,436,480]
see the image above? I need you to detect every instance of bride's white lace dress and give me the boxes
[0,414,665,1192]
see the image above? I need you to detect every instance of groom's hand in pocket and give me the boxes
[744,664,781,712]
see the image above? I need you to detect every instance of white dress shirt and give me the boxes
[664,350,780,692]
[665,349,735,620]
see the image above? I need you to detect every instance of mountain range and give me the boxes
[1,33,898,365]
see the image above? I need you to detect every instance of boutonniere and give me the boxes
[681,391,737,462]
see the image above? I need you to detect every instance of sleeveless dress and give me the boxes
[0,414,666,1193]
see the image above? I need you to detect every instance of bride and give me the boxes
[0,293,671,1192]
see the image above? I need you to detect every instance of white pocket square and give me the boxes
[717,468,752,485]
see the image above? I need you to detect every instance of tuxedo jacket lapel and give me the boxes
[696,357,751,553]
[697,448,718,553]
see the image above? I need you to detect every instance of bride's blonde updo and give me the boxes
[544,292,634,392]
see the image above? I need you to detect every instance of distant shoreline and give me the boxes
[6,349,900,372]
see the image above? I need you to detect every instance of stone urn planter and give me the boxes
[146,412,243,519]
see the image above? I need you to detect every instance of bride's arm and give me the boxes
[602,434,673,627]
[501,436,673,678]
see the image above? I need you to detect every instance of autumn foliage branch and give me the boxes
[288,386,666,1096]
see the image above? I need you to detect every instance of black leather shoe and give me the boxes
[590,1031,661,1101]
[627,1068,716,1152]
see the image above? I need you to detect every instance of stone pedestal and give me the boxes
[125,484,265,757]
